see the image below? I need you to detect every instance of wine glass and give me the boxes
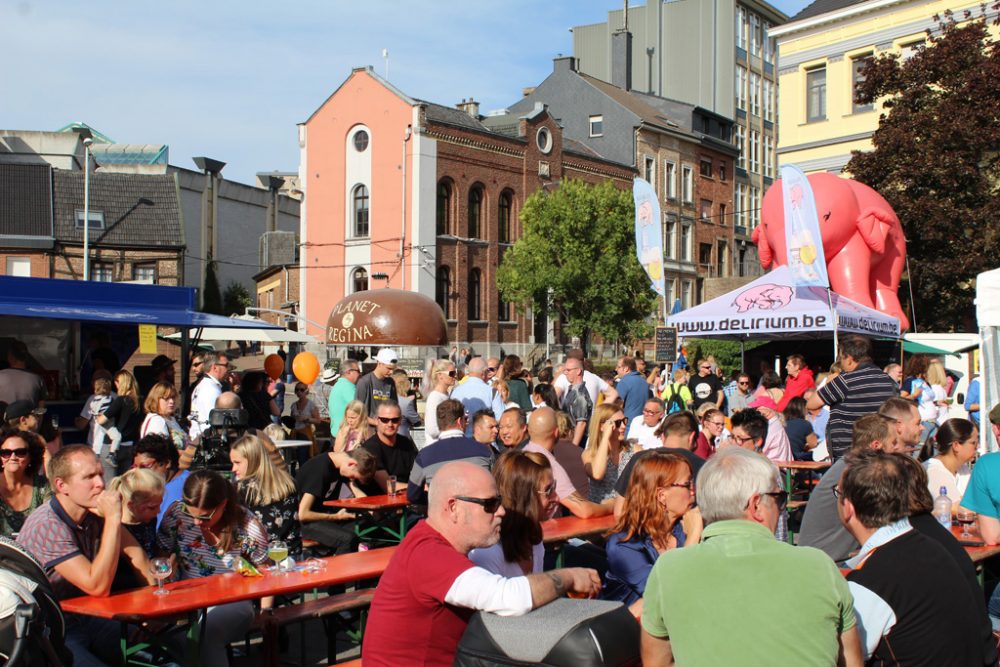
[267,540,289,574]
[956,508,977,539]
[50,414,60,430]
[149,557,172,596]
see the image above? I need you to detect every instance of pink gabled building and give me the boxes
[298,67,634,357]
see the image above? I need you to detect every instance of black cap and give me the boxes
[151,355,175,373]
[5,400,34,421]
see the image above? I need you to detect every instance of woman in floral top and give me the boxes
[229,432,302,558]
[0,429,49,537]
[156,470,268,665]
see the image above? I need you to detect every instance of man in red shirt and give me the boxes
[362,461,601,666]
[776,354,816,412]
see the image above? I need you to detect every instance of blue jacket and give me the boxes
[601,524,686,605]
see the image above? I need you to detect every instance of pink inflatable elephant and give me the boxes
[752,173,909,331]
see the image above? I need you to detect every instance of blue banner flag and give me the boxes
[780,164,829,288]
[633,178,665,297]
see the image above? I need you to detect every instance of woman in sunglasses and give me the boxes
[0,428,49,538]
[157,470,268,665]
[469,450,559,576]
[602,452,701,614]
[229,432,301,559]
[333,400,370,453]
[583,403,633,504]
[423,359,457,445]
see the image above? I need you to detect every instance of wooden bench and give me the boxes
[254,588,375,666]
[332,659,362,667]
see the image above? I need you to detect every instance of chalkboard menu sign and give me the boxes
[654,327,678,364]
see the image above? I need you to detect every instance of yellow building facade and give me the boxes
[771,0,997,174]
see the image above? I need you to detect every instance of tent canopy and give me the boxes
[165,316,316,344]
[668,266,901,340]
[0,276,280,329]
[901,339,959,357]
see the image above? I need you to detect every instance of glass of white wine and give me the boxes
[268,540,289,574]
[149,557,172,596]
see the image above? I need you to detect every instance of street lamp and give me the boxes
[72,127,94,280]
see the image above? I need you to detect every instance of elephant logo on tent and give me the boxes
[733,284,794,313]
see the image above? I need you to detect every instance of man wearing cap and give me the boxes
[188,352,230,439]
[355,350,399,428]
[150,354,175,386]
[5,400,43,432]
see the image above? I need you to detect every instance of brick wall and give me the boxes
[51,247,183,285]
[0,251,49,277]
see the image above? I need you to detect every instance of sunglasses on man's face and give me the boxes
[377,416,402,424]
[454,495,503,514]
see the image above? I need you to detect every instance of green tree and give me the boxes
[222,281,253,317]
[846,14,1000,331]
[496,178,658,348]
[202,261,223,315]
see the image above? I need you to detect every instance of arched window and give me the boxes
[352,184,369,238]
[436,181,452,236]
[468,269,482,321]
[468,185,483,239]
[498,190,513,243]
[436,266,452,319]
[352,267,368,293]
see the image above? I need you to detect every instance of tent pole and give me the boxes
[827,288,838,358]
[740,339,745,373]
[180,327,190,415]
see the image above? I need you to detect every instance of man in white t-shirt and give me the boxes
[188,352,229,439]
[626,397,666,450]
[552,350,618,408]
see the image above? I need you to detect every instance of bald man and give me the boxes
[363,462,600,666]
[523,408,613,519]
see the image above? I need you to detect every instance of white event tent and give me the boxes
[975,266,1000,452]
[667,266,901,341]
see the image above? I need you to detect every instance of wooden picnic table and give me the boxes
[325,491,411,544]
[60,547,397,666]
[775,459,832,498]
[951,524,1000,564]
[541,514,616,544]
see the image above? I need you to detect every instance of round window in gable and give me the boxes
[353,130,369,152]
[536,127,552,154]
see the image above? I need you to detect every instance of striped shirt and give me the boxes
[818,363,898,460]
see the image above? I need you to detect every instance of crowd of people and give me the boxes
[0,334,997,665]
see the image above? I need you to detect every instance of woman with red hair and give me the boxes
[601,452,702,614]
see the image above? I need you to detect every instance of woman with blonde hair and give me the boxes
[926,359,951,425]
[470,450,559,576]
[230,432,301,557]
[109,467,164,557]
[602,452,701,614]
[97,369,142,474]
[141,382,195,469]
[423,359,457,444]
[583,403,632,504]
[333,400,370,453]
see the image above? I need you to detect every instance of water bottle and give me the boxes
[933,486,952,529]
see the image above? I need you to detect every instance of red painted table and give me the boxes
[61,546,397,666]
[541,514,616,544]
[325,492,411,543]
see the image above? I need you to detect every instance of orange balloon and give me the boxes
[292,352,320,385]
[264,354,284,380]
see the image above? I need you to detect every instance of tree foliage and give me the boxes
[222,281,253,317]
[202,261,223,315]
[846,13,1000,331]
[496,178,658,347]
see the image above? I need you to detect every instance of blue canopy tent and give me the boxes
[0,276,280,405]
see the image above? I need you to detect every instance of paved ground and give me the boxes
[232,623,361,666]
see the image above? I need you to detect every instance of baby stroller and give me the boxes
[0,537,71,666]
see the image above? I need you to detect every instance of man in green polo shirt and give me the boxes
[641,447,862,666]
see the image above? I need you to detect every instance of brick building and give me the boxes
[0,162,183,283]
[298,67,634,357]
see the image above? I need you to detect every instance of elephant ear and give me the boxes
[855,207,894,255]
[752,224,774,268]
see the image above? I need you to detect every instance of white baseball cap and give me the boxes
[375,349,398,366]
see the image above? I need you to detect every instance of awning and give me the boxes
[165,316,316,344]
[0,276,280,329]
[901,340,959,357]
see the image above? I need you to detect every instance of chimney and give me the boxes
[554,56,577,73]
[456,98,480,118]
[611,29,632,91]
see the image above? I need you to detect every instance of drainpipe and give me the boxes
[401,125,412,290]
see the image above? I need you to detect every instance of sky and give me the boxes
[5,0,812,185]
